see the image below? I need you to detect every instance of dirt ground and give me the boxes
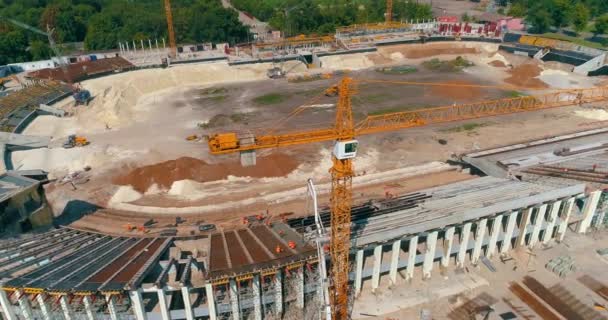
[14,41,607,233]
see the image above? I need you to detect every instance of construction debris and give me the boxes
[545,255,576,278]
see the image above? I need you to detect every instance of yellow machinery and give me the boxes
[208,78,608,319]
[63,135,89,148]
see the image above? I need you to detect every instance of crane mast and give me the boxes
[164,0,177,58]
[386,0,393,23]
[329,77,357,320]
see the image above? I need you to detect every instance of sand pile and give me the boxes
[574,109,608,121]
[488,60,506,68]
[382,43,480,59]
[504,63,548,89]
[112,153,299,193]
[430,80,482,101]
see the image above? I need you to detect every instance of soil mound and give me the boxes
[504,63,548,89]
[113,153,299,193]
[430,80,482,101]
[489,60,506,67]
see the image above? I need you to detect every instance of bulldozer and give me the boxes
[63,135,89,148]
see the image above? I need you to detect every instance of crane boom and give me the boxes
[164,0,177,58]
[208,85,608,154]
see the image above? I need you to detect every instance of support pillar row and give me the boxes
[423,231,438,279]
[406,236,419,281]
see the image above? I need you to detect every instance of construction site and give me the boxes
[2,1,608,320]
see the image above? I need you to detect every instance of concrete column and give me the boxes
[156,288,170,320]
[501,211,519,254]
[557,197,576,241]
[106,295,119,320]
[441,227,455,267]
[17,291,34,320]
[252,275,262,320]
[59,295,73,320]
[529,204,547,248]
[516,208,533,248]
[0,289,16,320]
[274,270,283,315]
[354,250,364,295]
[36,294,52,320]
[230,279,241,320]
[295,267,304,309]
[389,240,401,285]
[181,287,194,320]
[486,216,502,258]
[578,191,602,233]
[82,295,96,320]
[423,231,438,278]
[128,290,147,320]
[542,201,562,244]
[371,245,382,291]
[457,222,472,267]
[471,219,488,265]
[406,236,419,280]
[205,283,217,320]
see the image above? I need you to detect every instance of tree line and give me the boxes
[506,0,608,35]
[0,0,249,65]
[230,0,433,37]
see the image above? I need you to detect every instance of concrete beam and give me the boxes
[457,222,472,267]
[0,289,17,320]
[406,236,419,280]
[275,270,283,316]
[354,250,364,295]
[529,204,547,248]
[371,245,382,291]
[36,294,51,320]
[128,290,147,320]
[59,295,73,320]
[423,231,438,278]
[516,208,532,248]
[296,266,304,309]
[441,227,455,267]
[578,191,601,233]
[157,288,170,320]
[181,287,195,320]
[106,295,119,320]
[17,291,34,320]
[252,275,262,320]
[558,197,576,241]
[389,240,401,285]
[471,219,487,265]
[82,295,96,320]
[542,201,561,244]
[501,211,519,254]
[486,216,502,258]
[230,279,241,320]
[205,283,217,320]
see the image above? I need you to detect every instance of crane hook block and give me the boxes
[333,140,358,160]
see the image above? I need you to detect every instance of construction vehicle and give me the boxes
[63,135,89,148]
[207,78,608,319]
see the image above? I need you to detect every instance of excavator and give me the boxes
[206,76,608,319]
[63,135,89,148]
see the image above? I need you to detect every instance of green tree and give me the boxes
[551,0,572,30]
[573,3,590,34]
[29,39,52,60]
[507,3,526,18]
[594,14,608,35]
[527,7,553,33]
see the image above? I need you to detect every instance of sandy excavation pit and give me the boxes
[12,41,606,221]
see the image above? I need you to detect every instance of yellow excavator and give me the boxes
[63,135,89,148]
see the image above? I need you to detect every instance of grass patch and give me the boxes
[441,122,488,133]
[505,90,527,98]
[367,105,422,116]
[201,87,228,95]
[541,33,607,49]
[376,65,418,75]
[422,56,474,72]
[198,113,251,129]
[253,93,288,105]
[360,94,394,104]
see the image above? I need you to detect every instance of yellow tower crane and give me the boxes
[207,78,608,319]
[164,0,177,59]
